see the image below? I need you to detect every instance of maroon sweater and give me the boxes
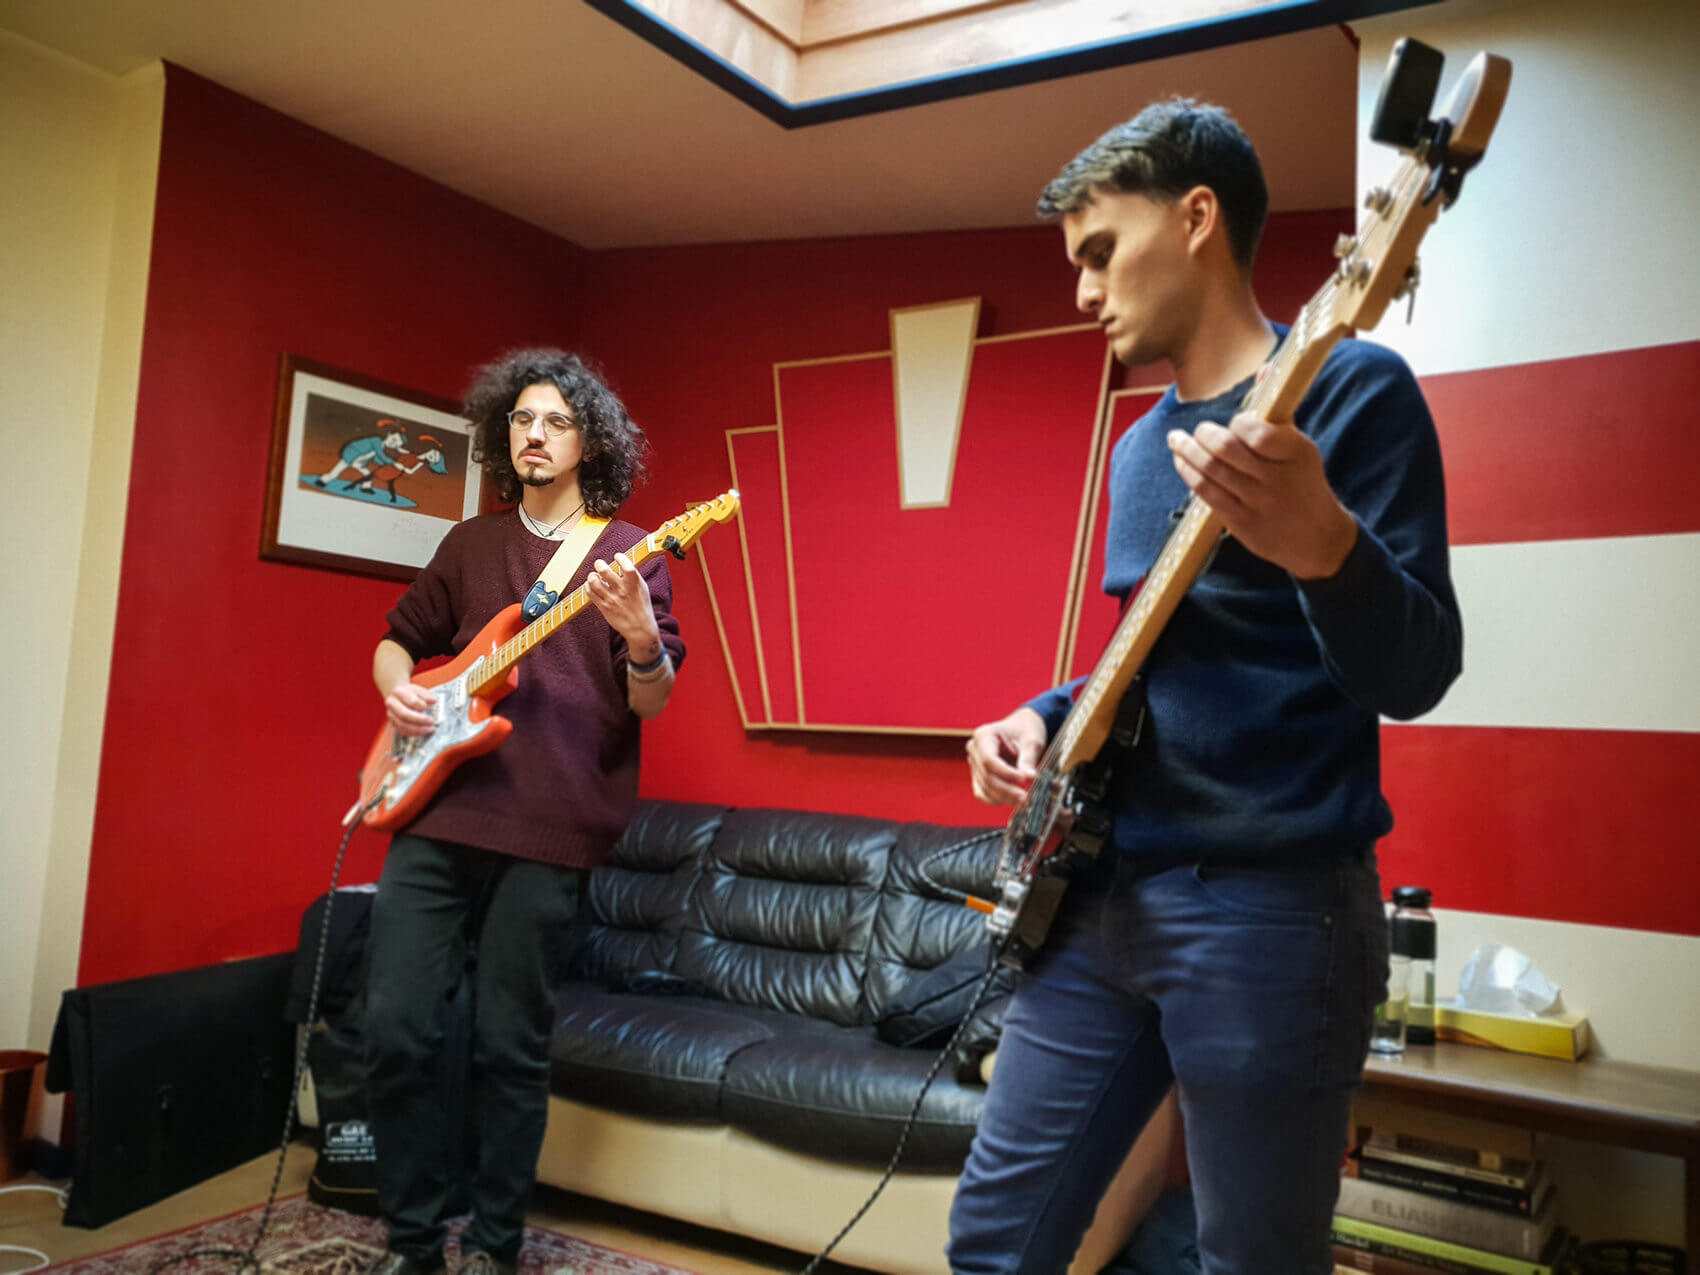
[382,510,684,868]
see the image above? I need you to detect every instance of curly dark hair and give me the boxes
[464,348,648,515]
[1036,97,1268,272]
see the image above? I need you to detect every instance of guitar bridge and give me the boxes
[992,837,1105,969]
[990,798,1115,969]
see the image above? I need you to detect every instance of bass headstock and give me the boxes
[1321,43,1512,338]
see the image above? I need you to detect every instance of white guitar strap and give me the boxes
[521,514,611,621]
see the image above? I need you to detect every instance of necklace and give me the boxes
[519,499,584,539]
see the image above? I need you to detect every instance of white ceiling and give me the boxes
[0,0,1365,249]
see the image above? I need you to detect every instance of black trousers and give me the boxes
[363,834,583,1264]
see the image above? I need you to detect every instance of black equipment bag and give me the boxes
[45,954,295,1228]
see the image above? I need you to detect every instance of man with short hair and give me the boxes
[952,99,1461,1274]
[363,349,684,1275]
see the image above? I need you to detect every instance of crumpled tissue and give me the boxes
[1456,943,1563,1017]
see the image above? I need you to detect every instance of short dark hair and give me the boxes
[1036,97,1268,271]
[464,348,648,515]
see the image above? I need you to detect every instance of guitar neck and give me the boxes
[466,531,668,697]
[1046,315,1348,775]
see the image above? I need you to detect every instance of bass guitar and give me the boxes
[351,490,741,832]
[975,42,1512,967]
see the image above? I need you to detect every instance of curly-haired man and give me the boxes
[363,349,684,1275]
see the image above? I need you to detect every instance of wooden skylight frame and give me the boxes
[583,0,1423,126]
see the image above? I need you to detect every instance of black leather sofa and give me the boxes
[538,799,1008,1274]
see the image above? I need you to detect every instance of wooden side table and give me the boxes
[1360,1043,1700,1252]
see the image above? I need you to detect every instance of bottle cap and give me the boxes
[1392,886,1432,909]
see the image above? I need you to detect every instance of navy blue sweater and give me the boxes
[1028,334,1461,859]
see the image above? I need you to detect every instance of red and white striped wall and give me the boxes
[1353,2,1700,1075]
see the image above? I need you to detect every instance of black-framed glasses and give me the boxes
[507,408,576,437]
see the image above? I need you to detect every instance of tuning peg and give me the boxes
[1363,186,1393,214]
[1336,257,1371,285]
[1390,259,1421,299]
[664,535,686,561]
[1334,233,1359,258]
[1392,260,1422,323]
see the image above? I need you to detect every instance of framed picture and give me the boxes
[261,354,486,580]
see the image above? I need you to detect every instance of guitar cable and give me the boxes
[798,829,1012,1275]
[146,794,381,1275]
[0,1183,68,1273]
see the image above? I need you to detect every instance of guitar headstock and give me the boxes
[1321,45,1512,337]
[647,489,741,560]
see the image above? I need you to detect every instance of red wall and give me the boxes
[577,215,1350,822]
[80,65,1350,985]
[79,68,594,985]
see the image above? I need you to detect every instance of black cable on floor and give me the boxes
[799,829,1009,1275]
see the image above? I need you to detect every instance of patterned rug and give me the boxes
[46,1195,701,1275]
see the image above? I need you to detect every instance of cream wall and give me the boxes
[1354,0,1700,1072]
[0,32,160,1051]
[1356,0,1700,381]
[1352,0,1699,1245]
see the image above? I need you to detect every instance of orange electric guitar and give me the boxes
[351,490,741,832]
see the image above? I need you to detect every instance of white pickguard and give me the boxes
[375,660,497,815]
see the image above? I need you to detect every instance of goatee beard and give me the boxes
[519,467,554,488]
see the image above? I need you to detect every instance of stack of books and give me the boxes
[1332,1108,1564,1275]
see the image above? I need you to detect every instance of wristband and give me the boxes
[627,648,670,680]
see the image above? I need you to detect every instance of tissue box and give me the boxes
[1435,1000,1591,1061]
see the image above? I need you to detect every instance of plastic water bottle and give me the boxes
[1369,911,1408,1055]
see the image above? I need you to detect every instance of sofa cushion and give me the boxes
[875,944,1013,1049]
[720,1026,985,1172]
[573,801,726,988]
[674,808,898,1028]
[862,822,1004,1020]
[550,987,775,1121]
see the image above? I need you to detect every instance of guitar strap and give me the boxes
[521,514,611,621]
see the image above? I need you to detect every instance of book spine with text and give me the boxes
[1334,1242,1518,1275]
[1336,1176,1554,1258]
[1362,1136,1540,1189]
[1355,1154,1543,1215]
[1332,1215,1556,1275]
[1352,1098,1539,1164]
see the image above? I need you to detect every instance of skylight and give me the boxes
[584,0,1422,126]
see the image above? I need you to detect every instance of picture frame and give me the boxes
[260,353,487,580]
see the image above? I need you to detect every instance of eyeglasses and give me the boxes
[507,408,576,437]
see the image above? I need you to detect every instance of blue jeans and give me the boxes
[1106,1188,1200,1275]
[363,835,583,1266]
[947,850,1387,1275]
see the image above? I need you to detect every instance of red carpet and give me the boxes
[45,1194,702,1274]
